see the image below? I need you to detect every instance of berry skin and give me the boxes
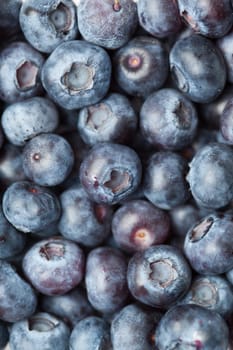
[170,34,227,103]
[22,133,74,187]
[77,0,138,49]
[186,143,233,209]
[9,312,70,350]
[22,236,85,296]
[19,0,79,53]
[112,199,170,253]
[1,97,59,146]
[127,245,192,308]
[80,142,142,205]
[155,304,229,350]
[41,40,112,110]
[2,181,61,233]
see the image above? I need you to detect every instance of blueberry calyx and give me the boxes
[49,2,72,35]
[113,0,122,12]
[171,64,189,93]
[191,279,217,307]
[28,315,59,332]
[149,259,178,288]
[39,241,65,261]
[189,216,214,242]
[15,60,38,91]
[61,62,95,94]
[103,169,131,195]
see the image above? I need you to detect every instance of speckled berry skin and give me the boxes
[22,133,74,187]
[155,304,229,350]
[77,0,138,49]
[22,236,85,296]
[41,40,112,110]
[85,246,129,314]
[69,316,111,350]
[19,0,79,53]
[113,35,169,97]
[0,41,44,103]
[9,312,70,350]
[170,34,227,103]
[184,213,233,275]
[0,260,37,323]
[127,245,192,309]
[140,88,198,150]
[2,181,61,233]
[1,97,59,146]
[186,143,233,208]
[58,185,112,247]
[80,142,142,205]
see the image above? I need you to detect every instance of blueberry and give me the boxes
[170,204,201,238]
[140,88,198,150]
[178,0,233,38]
[1,97,59,146]
[170,34,227,103]
[69,316,111,350]
[9,312,70,350]
[0,206,26,259]
[85,246,129,314]
[178,274,233,318]
[111,303,162,350]
[0,143,26,187]
[41,40,112,110]
[155,304,229,350]
[41,286,94,328]
[217,28,233,84]
[19,0,79,53]
[2,180,61,233]
[22,133,74,186]
[0,260,37,322]
[143,151,190,210]
[22,236,85,295]
[112,199,170,253]
[0,41,44,103]
[113,35,169,97]
[184,212,233,274]
[186,143,233,208]
[58,184,112,247]
[77,0,138,49]
[80,142,142,205]
[137,0,182,38]
[77,92,138,146]
[127,245,192,308]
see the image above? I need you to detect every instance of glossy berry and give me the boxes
[127,245,192,308]
[112,199,170,253]
[0,260,37,322]
[58,184,112,247]
[137,0,182,38]
[77,93,137,146]
[41,287,94,328]
[9,312,70,350]
[186,143,233,208]
[170,34,227,103]
[41,40,112,110]
[80,142,142,205]
[22,133,74,186]
[77,0,138,49]
[184,213,233,274]
[113,35,169,97]
[0,41,44,103]
[85,246,129,314]
[2,181,61,233]
[178,274,233,318]
[111,303,162,350]
[22,236,85,296]
[19,0,79,53]
[178,0,233,38]
[140,88,198,150]
[69,316,111,350]
[155,304,229,350]
[1,97,59,146]
[143,151,190,210]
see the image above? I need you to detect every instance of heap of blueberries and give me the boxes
[2,0,233,349]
